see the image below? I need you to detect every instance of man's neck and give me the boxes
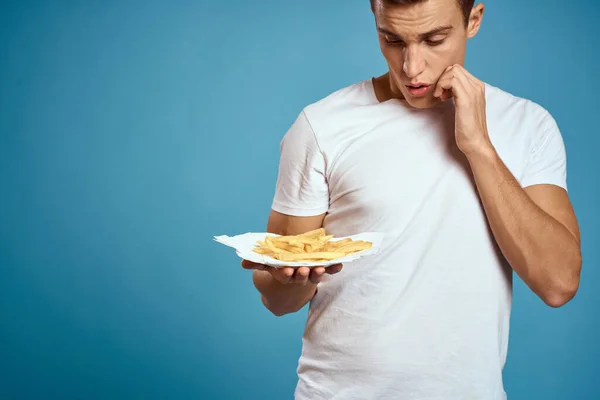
[372,72,406,103]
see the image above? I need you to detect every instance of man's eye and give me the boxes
[425,39,445,46]
[384,36,405,45]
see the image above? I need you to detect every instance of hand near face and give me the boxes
[434,64,493,156]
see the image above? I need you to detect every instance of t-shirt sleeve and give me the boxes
[271,109,330,216]
[520,112,568,191]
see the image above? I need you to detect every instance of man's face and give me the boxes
[373,0,478,109]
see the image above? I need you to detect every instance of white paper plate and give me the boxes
[214,231,384,268]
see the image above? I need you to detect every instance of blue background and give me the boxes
[1,0,598,399]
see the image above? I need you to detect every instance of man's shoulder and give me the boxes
[485,82,555,125]
[301,79,374,120]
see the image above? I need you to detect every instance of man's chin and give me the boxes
[404,95,441,109]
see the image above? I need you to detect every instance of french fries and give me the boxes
[252,228,372,262]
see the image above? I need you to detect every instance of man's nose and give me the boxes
[403,45,426,79]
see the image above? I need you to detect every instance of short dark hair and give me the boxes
[370,0,475,27]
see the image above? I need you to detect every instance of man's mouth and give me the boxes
[406,83,432,97]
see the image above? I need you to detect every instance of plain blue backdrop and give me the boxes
[0,0,598,399]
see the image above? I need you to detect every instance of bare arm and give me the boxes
[244,210,342,316]
[433,64,582,308]
[467,147,582,307]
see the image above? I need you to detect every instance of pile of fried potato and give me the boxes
[252,228,372,262]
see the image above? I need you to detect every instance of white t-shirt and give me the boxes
[271,78,568,400]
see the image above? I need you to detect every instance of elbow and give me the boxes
[260,294,299,317]
[540,253,582,308]
[268,306,291,318]
[542,288,577,308]
[261,294,285,317]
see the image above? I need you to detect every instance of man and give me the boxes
[242,0,582,398]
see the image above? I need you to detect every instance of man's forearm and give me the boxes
[253,270,317,316]
[466,146,581,307]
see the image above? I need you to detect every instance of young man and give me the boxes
[243,0,582,398]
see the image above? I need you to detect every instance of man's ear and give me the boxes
[467,3,485,38]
